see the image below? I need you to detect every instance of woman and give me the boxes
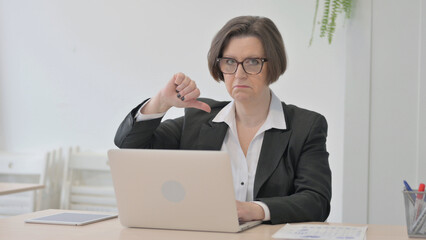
[114,16,331,224]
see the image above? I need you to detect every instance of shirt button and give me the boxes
[241,182,244,186]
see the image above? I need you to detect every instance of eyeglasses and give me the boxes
[216,57,268,75]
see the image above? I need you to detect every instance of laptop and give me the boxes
[107,149,262,233]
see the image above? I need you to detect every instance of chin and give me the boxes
[232,93,252,102]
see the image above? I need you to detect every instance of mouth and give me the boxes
[233,85,250,89]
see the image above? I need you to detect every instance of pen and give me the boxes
[411,206,426,234]
[404,180,416,205]
[413,183,425,223]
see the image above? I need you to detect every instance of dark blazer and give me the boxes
[114,98,331,224]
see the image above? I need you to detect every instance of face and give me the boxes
[221,36,269,104]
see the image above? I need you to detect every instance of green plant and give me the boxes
[309,0,353,45]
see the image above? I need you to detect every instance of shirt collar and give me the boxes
[212,90,287,131]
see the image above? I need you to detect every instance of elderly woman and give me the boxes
[114,16,331,224]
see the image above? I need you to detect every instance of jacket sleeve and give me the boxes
[114,99,184,149]
[257,115,331,224]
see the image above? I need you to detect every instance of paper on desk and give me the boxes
[272,224,367,240]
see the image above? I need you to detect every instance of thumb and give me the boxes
[186,100,211,113]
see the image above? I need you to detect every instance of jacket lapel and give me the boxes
[253,128,292,198]
[195,121,228,150]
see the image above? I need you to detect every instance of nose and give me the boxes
[234,63,247,79]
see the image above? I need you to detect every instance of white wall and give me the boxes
[368,0,423,225]
[342,0,372,224]
[343,0,426,225]
[420,0,426,185]
[0,0,345,222]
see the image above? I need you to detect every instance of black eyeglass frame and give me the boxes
[216,57,268,75]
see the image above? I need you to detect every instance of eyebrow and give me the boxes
[222,55,263,60]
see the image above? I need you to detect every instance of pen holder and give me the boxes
[403,190,426,238]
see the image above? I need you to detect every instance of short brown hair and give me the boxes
[208,16,287,84]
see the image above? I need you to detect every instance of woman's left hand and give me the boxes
[236,200,265,222]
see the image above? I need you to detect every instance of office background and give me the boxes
[0,0,424,225]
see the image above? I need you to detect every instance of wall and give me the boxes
[343,0,426,225]
[420,0,426,186]
[0,0,345,222]
[342,0,372,224]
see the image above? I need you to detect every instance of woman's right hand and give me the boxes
[141,73,211,114]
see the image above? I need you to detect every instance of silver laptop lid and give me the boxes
[108,149,245,232]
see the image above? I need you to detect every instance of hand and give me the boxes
[141,73,211,114]
[236,200,265,222]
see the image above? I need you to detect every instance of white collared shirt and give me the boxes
[212,90,286,221]
[135,90,287,221]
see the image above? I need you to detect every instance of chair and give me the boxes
[38,148,65,210]
[60,147,117,212]
[0,151,49,217]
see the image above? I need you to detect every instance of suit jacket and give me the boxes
[114,98,331,224]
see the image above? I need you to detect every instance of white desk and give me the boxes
[0,209,412,240]
[0,182,44,195]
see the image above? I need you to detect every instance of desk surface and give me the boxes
[0,182,44,195]
[0,209,412,240]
